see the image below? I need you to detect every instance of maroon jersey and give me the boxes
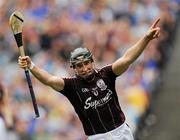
[60,65,125,136]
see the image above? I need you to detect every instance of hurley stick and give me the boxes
[9,11,40,118]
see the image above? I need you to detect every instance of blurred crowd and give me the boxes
[0,0,179,140]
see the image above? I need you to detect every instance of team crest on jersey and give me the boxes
[97,79,107,91]
[92,87,98,96]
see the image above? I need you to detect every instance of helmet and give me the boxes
[70,47,93,68]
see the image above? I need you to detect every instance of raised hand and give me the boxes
[18,56,32,69]
[146,18,161,40]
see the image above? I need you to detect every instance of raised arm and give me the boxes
[18,56,65,91]
[112,18,160,75]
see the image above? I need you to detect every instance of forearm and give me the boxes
[112,18,160,75]
[18,56,64,91]
[30,65,53,86]
[123,35,151,64]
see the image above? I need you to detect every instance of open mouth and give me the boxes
[81,70,93,77]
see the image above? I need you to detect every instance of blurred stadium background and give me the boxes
[0,0,179,140]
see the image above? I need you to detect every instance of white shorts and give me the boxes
[87,122,134,140]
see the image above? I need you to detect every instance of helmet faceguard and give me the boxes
[70,47,93,68]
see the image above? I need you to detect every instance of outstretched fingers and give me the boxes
[153,28,160,38]
[151,18,160,29]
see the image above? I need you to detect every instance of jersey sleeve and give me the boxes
[59,77,75,97]
[101,64,118,79]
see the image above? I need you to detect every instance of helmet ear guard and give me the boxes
[70,47,93,68]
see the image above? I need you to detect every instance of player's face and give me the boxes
[74,60,94,79]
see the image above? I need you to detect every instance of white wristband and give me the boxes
[29,62,35,70]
